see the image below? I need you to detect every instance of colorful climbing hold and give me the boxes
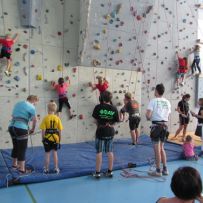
[57,65,63,71]
[36,74,43,80]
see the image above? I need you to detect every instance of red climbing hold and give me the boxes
[23,44,28,49]
[72,93,76,97]
[79,114,84,120]
[58,31,62,36]
[72,67,77,73]
[136,15,142,20]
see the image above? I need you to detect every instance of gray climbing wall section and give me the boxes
[18,0,43,28]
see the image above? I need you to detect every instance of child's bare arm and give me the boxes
[41,130,45,141]
[58,130,62,143]
[13,33,19,43]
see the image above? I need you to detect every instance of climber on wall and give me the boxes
[0,33,19,76]
[175,51,188,89]
[120,92,141,145]
[89,76,109,103]
[51,77,75,119]
[190,45,201,75]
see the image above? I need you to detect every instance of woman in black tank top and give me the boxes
[191,98,203,156]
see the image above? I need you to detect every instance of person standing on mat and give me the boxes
[191,98,203,157]
[40,101,63,174]
[172,94,190,142]
[120,92,140,145]
[92,91,119,178]
[146,84,171,177]
[8,95,38,174]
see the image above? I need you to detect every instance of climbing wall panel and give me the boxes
[0,66,141,149]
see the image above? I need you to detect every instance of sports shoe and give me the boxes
[4,70,11,76]
[162,168,169,176]
[54,168,60,174]
[92,172,101,179]
[148,170,162,177]
[43,167,49,174]
[104,170,113,178]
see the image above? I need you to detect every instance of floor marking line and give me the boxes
[24,184,37,203]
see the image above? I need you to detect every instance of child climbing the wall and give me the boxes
[0,33,19,76]
[175,52,188,89]
[40,101,63,174]
[183,135,198,161]
[191,45,201,75]
[89,76,109,103]
[120,92,140,145]
[51,77,74,119]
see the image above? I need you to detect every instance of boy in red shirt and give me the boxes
[175,52,188,89]
[0,33,19,76]
[89,76,109,103]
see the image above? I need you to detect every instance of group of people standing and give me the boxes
[6,73,203,181]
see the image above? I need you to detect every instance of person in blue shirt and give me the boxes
[8,95,38,173]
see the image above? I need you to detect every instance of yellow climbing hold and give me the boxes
[57,65,63,71]
[102,28,107,34]
[36,74,43,80]
[92,59,101,67]
[93,43,101,50]
[104,14,111,21]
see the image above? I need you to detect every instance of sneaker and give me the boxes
[54,168,60,174]
[92,172,101,179]
[43,168,49,174]
[4,70,11,76]
[148,170,162,177]
[162,168,169,176]
[104,170,113,178]
[128,142,136,146]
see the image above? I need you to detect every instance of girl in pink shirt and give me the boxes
[183,135,198,160]
[51,77,73,118]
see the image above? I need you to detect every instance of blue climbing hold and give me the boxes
[110,11,116,18]
[30,50,35,54]
[14,62,20,66]
[14,76,20,82]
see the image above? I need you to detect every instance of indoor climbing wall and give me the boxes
[0,0,141,149]
[0,0,201,149]
[79,0,199,133]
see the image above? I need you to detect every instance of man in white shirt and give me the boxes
[146,84,171,177]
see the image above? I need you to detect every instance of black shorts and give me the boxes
[195,125,203,137]
[8,127,28,161]
[0,48,11,59]
[96,126,115,140]
[179,115,190,125]
[58,97,71,112]
[43,139,58,152]
[150,125,169,143]
[129,116,140,130]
